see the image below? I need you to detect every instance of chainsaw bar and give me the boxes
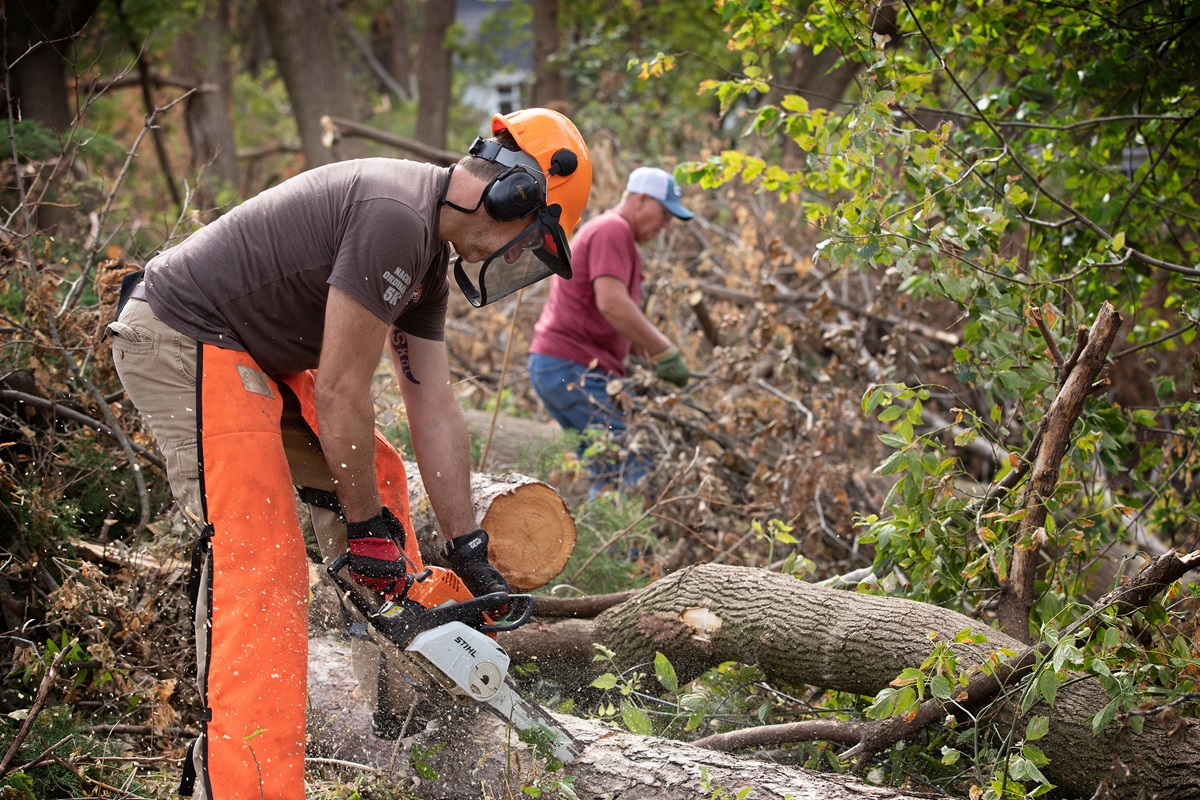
[325,556,579,762]
[405,622,581,763]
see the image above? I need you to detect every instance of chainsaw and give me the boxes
[325,553,580,763]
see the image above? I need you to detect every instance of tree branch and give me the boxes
[999,303,1123,640]
[320,116,459,165]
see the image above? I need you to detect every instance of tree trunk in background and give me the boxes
[3,0,100,234]
[258,0,365,168]
[531,0,566,107]
[415,0,454,150]
[174,0,239,212]
[4,1,82,134]
[372,0,413,98]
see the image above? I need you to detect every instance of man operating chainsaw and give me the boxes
[107,108,590,800]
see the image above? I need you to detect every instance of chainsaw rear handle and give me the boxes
[477,592,535,633]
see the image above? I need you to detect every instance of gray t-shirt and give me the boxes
[142,158,451,376]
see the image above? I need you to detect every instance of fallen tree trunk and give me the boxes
[306,557,1199,798]
[495,562,1200,800]
[306,636,941,800]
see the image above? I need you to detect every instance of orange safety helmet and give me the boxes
[451,108,594,307]
[491,108,592,240]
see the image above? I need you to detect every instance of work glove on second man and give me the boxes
[346,506,408,595]
[653,345,690,387]
[445,529,511,598]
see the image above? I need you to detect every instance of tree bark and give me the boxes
[415,0,455,150]
[174,0,239,209]
[531,0,567,107]
[258,0,365,168]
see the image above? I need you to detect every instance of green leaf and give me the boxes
[621,701,653,736]
[781,94,810,114]
[654,652,679,693]
[1092,698,1120,733]
[591,673,618,690]
[1025,715,1050,741]
[1111,231,1126,250]
[1022,741,1050,768]
[1038,667,1059,706]
[878,405,905,422]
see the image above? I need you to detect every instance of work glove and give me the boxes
[346,506,408,595]
[445,529,511,598]
[652,345,690,387]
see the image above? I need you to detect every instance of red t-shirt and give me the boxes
[529,210,641,376]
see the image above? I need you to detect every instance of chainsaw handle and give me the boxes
[325,553,390,622]
[326,554,537,644]
[479,593,535,633]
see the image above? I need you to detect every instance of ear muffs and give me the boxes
[482,169,543,222]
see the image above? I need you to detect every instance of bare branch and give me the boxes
[0,638,78,781]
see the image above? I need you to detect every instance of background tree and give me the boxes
[372,0,414,98]
[531,0,566,106]
[258,0,365,167]
[415,0,455,149]
[173,0,239,210]
[3,0,102,233]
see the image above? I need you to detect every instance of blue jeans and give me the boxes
[527,352,649,491]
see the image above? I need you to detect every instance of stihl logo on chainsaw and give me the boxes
[454,635,478,658]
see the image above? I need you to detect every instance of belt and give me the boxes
[130,281,147,301]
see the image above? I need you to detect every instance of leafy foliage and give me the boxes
[680,0,1200,670]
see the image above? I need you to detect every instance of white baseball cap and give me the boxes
[625,167,694,220]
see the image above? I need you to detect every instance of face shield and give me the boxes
[453,205,572,307]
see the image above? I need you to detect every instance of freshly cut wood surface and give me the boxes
[406,465,576,591]
[473,472,576,591]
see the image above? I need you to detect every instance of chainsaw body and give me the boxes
[325,554,578,763]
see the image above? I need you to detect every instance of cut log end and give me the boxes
[408,465,577,592]
[480,479,576,591]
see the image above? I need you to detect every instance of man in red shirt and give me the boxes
[528,166,693,493]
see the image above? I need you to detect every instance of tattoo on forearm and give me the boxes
[390,329,420,385]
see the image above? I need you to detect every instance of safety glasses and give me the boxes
[453,205,573,307]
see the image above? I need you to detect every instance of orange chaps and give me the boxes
[186,345,419,799]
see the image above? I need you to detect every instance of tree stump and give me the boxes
[406,466,576,591]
